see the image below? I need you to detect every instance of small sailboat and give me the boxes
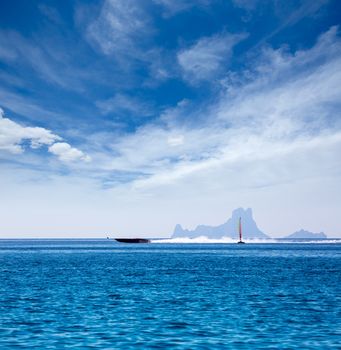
[237,217,245,244]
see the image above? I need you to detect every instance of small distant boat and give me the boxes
[237,217,245,244]
[115,238,150,244]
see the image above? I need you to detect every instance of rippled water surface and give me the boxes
[0,240,340,349]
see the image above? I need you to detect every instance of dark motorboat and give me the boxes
[115,238,150,244]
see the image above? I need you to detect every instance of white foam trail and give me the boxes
[152,236,277,244]
[151,236,340,244]
[281,239,340,244]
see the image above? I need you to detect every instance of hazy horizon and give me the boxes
[0,205,340,239]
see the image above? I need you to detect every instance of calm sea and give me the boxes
[0,240,340,349]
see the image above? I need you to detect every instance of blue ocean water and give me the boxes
[0,240,340,349]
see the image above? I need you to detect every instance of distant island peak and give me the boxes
[283,229,327,239]
[172,207,269,239]
[172,209,329,240]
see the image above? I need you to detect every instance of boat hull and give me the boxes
[115,238,150,244]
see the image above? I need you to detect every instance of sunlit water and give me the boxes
[0,240,340,349]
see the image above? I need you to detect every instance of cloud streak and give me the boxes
[86,0,151,58]
[96,93,153,117]
[177,32,248,83]
[154,0,210,17]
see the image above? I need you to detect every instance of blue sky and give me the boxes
[0,0,341,238]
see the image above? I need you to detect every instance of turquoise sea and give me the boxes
[0,240,340,349]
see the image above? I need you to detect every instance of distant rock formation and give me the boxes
[283,229,327,239]
[172,208,269,239]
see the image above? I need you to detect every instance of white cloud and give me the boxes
[177,32,247,83]
[0,108,60,153]
[48,142,91,163]
[167,135,184,146]
[0,109,90,163]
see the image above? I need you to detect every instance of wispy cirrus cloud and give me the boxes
[177,32,248,83]
[232,0,259,10]
[0,87,67,125]
[38,4,63,25]
[85,0,151,59]
[233,0,330,39]
[81,0,173,86]
[0,29,93,92]
[153,0,211,17]
[264,0,330,43]
[0,30,66,88]
[96,93,153,117]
